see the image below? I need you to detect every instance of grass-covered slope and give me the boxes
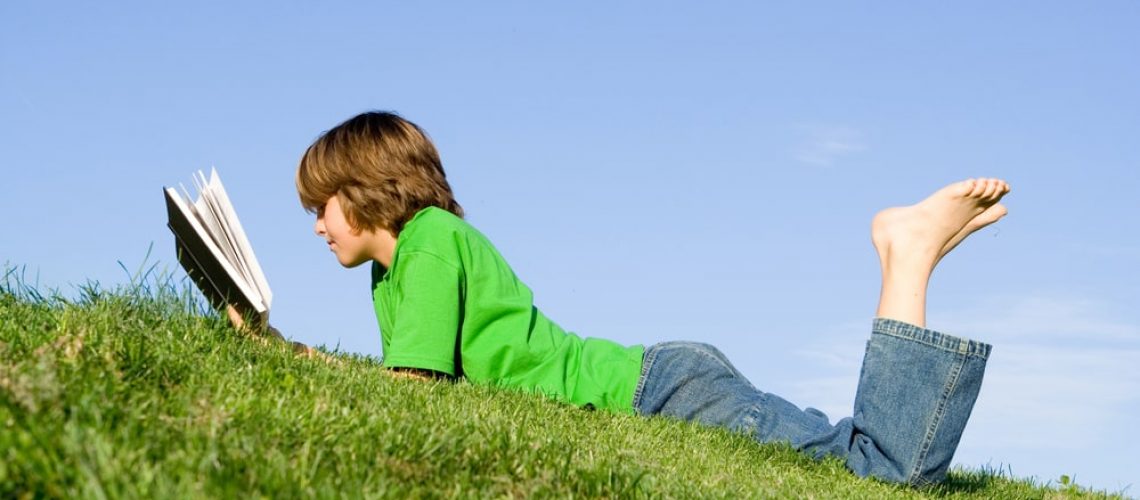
[0,275,1119,498]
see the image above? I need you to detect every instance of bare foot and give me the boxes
[871,178,1010,327]
[872,178,1010,269]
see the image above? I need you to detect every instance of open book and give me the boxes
[164,169,272,325]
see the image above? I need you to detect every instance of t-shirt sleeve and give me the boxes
[381,251,463,376]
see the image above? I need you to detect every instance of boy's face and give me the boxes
[314,195,397,268]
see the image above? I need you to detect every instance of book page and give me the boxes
[204,168,273,307]
[194,171,258,296]
[165,186,267,313]
[187,180,246,290]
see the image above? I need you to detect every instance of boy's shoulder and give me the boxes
[397,206,485,255]
[376,207,473,283]
[402,206,470,238]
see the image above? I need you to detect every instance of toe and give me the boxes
[982,179,1000,199]
[964,178,981,197]
[983,203,1008,223]
[990,179,1005,200]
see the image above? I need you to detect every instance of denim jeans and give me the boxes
[631,318,991,486]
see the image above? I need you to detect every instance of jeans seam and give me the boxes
[631,345,658,413]
[907,350,966,485]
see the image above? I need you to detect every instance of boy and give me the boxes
[238,111,1010,486]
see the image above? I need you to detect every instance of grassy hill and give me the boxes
[0,269,1121,498]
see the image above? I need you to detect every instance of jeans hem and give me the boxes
[872,318,992,360]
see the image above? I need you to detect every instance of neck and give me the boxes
[370,228,399,268]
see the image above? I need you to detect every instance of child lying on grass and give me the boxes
[229,111,1010,486]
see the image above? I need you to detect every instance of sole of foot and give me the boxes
[872,178,1011,267]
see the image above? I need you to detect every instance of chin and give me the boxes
[338,256,370,268]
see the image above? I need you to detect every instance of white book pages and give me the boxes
[165,186,267,313]
[179,183,223,257]
[189,176,242,275]
[205,168,273,308]
[194,171,257,296]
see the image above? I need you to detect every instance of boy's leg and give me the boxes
[634,341,855,456]
[634,331,991,486]
[845,177,1010,484]
[634,179,1010,486]
[844,318,991,484]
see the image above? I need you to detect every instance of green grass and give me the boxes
[0,268,1124,498]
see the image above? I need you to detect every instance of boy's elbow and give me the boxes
[387,367,450,381]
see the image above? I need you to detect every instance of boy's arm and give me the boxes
[382,252,463,376]
[226,303,274,339]
[225,305,334,362]
[225,306,451,378]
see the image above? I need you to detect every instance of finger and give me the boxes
[226,305,246,330]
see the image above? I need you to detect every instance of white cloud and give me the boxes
[792,125,867,167]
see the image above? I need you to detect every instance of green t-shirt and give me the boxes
[371,207,645,414]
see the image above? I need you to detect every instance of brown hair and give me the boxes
[296,111,463,235]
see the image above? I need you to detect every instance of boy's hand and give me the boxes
[224,304,340,365]
[225,304,271,337]
[225,304,250,333]
[288,340,341,365]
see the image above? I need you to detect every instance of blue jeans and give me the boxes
[631,318,991,486]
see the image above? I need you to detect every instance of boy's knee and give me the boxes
[654,341,734,370]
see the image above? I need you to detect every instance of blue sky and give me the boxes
[2,1,1138,494]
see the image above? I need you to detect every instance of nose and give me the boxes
[314,216,326,237]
